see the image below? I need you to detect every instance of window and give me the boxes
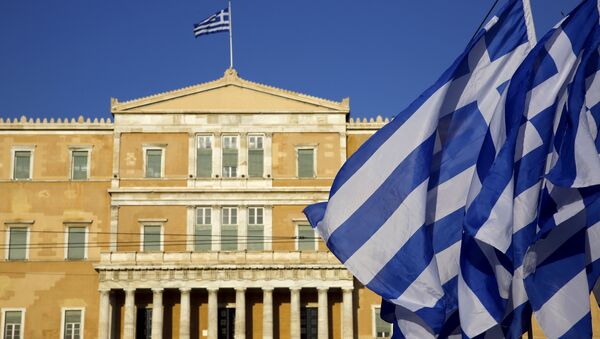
[248,135,264,178]
[12,150,32,180]
[197,136,213,178]
[247,207,264,251]
[296,224,316,251]
[66,227,86,260]
[142,225,162,252]
[218,307,235,339]
[300,307,318,339]
[2,309,23,339]
[221,207,238,251]
[7,227,28,260]
[145,148,163,178]
[373,307,392,338]
[195,207,212,251]
[297,148,315,178]
[71,150,89,180]
[222,136,238,178]
[61,309,83,339]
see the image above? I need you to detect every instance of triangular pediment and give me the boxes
[111,69,349,114]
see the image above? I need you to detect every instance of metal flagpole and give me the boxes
[228,0,234,69]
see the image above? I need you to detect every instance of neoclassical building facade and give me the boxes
[0,69,391,339]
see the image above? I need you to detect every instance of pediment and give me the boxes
[111,69,349,114]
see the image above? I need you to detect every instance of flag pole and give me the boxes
[228,0,234,69]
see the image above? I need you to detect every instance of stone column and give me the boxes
[262,288,274,339]
[208,288,218,339]
[318,287,329,339]
[151,288,164,339]
[235,288,246,339]
[290,287,301,339]
[123,288,136,339]
[98,288,111,339]
[180,288,191,339]
[342,288,354,339]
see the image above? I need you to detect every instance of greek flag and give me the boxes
[305,0,535,336]
[193,7,230,38]
[305,0,600,336]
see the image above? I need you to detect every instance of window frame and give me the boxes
[64,224,89,261]
[140,223,164,252]
[221,207,238,251]
[295,146,317,179]
[196,135,213,178]
[295,223,317,251]
[221,135,239,178]
[247,207,264,251]
[372,305,393,339]
[69,147,92,181]
[59,307,85,339]
[247,134,265,178]
[1,308,25,339]
[5,225,30,261]
[11,146,34,181]
[142,145,166,179]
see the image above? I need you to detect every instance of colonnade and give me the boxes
[98,286,354,339]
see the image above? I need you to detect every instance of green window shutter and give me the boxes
[248,149,264,177]
[297,224,315,251]
[375,308,393,337]
[5,311,21,324]
[64,310,81,323]
[9,228,27,260]
[247,225,264,251]
[195,225,211,251]
[196,148,212,178]
[14,151,31,179]
[67,227,86,260]
[146,150,162,178]
[222,149,238,177]
[72,151,88,180]
[143,226,161,252]
[297,149,314,178]
[221,225,238,251]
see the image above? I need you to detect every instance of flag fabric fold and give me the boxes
[304,0,600,337]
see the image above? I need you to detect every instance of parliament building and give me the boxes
[1,69,598,339]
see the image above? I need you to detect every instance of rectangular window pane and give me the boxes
[5,311,21,324]
[67,227,86,260]
[247,225,263,251]
[143,225,161,252]
[221,225,238,251]
[72,151,88,180]
[64,310,82,339]
[145,149,162,178]
[14,151,31,180]
[4,311,22,339]
[9,228,27,260]
[297,149,314,178]
[297,224,315,251]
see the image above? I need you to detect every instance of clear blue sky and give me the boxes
[0,0,582,120]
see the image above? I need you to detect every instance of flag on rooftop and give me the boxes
[305,0,600,337]
[193,7,230,38]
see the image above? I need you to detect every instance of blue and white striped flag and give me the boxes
[193,7,230,38]
[304,0,535,337]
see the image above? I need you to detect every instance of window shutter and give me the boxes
[67,227,86,259]
[247,224,264,251]
[65,310,81,323]
[196,148,212,178]
[297,149,314,178]
[143,226,161,252]
[14,151,31,179]
[223,149,238,167]
[72,151,88,180]
[195,225,212,251]
[146,150,162,178]
[297,224,315,251]
[9,228,27,260]
[221,225,238,251]
[248,149,264,177]
[5,311,21,324]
